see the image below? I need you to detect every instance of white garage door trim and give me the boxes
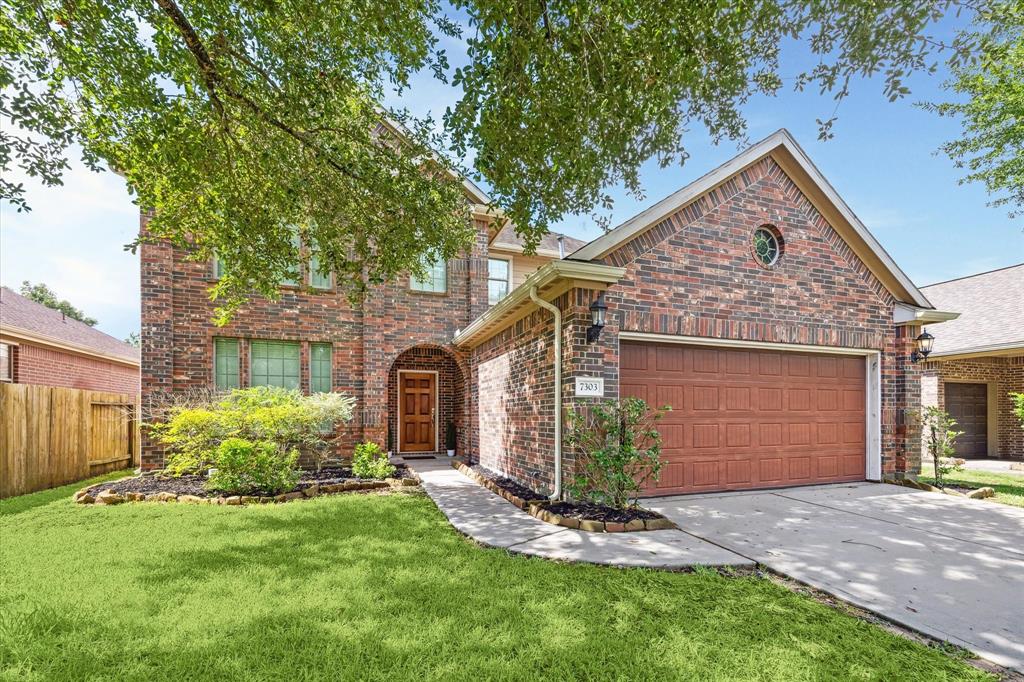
[618,332,883,482]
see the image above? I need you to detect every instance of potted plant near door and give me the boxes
[445,421,457,457]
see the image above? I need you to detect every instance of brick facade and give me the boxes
[921,355,1024,460]
[139,212,488,469]
[8,342,139,394]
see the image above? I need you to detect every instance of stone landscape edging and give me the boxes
[452,461,676,533]
[73,475,419,506]
[888,478,995,500]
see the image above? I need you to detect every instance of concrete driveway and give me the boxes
[647,482,1024,672]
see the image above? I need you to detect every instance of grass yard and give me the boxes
[921,463,1024,508]
[1,474,992,681]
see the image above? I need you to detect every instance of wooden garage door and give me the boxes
[621,342,866,496]
[945,383,987,458]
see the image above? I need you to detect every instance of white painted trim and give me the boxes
[567,129,931,308]
[396,369,440,454]
[618,332,876,356]
[486,254,513,305]
[893,303,960,325]
[619,332,883,483]
[927,341,1024,360]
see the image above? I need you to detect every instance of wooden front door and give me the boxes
[400,372,436,452]
[945,382,988,458]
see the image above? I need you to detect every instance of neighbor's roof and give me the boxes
[490,223,587,257]
[0,286,140,366]
[921,264,1024,358]
[567,129,932,308]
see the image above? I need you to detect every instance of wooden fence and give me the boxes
[0,384,139,498]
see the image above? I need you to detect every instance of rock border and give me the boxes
[452,461,676,533]
[73,475,419,506]
[888,478,995,500]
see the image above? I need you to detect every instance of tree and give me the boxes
[19,281,97,326]
[924,2,1023,216]
[920,406,964,489]
[125,332,141,347]
[1,1,991,319]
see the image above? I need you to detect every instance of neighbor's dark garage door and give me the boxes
[621,342,866,496]
[945,382,988,458]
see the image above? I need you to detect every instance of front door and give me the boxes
[400,372,436,453]
[945,382,988,458]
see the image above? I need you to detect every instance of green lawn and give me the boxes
[1,475,991,681]
[921,463,1024,508]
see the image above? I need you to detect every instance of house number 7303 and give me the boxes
[574,377,605,397]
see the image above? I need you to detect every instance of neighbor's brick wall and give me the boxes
[139,212,489,470]
[598,156,919,479]
[921,355,1024,460]
[14,342,139,394]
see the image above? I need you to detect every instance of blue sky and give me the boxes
[2,13,1021,341]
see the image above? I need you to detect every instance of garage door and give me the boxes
[945,383,988,458]
[621,342,866,496]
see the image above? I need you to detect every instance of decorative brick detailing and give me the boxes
[921,355,1024,460]
[12,344,138,394]
[387,345,468,455]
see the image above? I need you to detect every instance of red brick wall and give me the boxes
[13,342,139,394]
[140,212,489,469]
[921,355,1024,460]
[387,346,468,455]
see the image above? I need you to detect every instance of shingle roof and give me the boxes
[921,264,1024,356]
[490,223,587,255]
[0,286,140,364]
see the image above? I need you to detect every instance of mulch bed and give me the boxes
[458,461,674,532]
[83,464,416,500]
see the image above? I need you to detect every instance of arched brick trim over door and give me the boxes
[387,345,470,456]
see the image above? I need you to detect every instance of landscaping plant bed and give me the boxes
[74,465,419,506]
[454,461,675,533]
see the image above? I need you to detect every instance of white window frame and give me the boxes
[409,255,448,294]
[487,256,512,305]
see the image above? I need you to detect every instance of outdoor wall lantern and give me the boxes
[911,330,935,363]
[587,292,608,343]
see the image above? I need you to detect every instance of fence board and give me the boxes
[0,384,138,498]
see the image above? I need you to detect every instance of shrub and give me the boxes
[1012,393,1024,430]
[445,421,457,452]
[148,386,356,475]
[921,406,965,488]
[351,441,395,479]
[565,397,670,509]
[206,438,300,495]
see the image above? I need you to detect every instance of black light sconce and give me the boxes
[587,292,608,343]
[911,330,935,363]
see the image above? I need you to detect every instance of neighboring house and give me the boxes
[919,264,1024,460]
[141,129,953,495]
[0,286,140,394]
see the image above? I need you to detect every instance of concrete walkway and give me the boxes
[407,459,750,569]
[648,482,1024,673]
[959,458,1024,475]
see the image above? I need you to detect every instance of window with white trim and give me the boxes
[0,343,12,382]
[487,257,510,305]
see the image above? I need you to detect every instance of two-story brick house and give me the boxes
[141,129,951,496]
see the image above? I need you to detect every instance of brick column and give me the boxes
[139,213,174,470]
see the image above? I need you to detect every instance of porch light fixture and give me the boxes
[911,330,935,363]
[587,292,608,343]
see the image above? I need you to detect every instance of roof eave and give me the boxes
[0,327,141,367]
[452,260,626,348]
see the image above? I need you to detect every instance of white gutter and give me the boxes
[529,286,562,501]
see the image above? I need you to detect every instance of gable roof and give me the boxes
[567,129,931,308]
[920,264,1024,358]
[489,223,588,258]
[0,286,140,366]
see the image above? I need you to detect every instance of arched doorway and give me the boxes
[387,345,468,456]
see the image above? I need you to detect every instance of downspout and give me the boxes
[529,286,562,500]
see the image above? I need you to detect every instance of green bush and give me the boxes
[149,386,355,475]
[206,438,300,495]
[351,441,395,480]
[565,397,669,509]
[921,406,965,489]
[1012,393,1024,430]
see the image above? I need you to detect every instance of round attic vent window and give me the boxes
[752,227,781,268]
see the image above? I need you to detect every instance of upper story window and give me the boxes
[410,254,447,294]
[280,230,302,286]
[0,343,12,382]
[487,258,510,305]
[751,226,782,268]
[308,250,332,290]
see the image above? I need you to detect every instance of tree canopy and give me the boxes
[0,0,1005,319]
[19,281,97,325]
